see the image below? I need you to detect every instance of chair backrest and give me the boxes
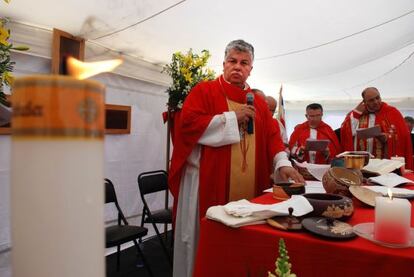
[105,178,117,204]
[138,170,168,195]
[105,178,128,225]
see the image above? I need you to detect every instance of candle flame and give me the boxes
[387,188,393,200]
[67,57,123,80]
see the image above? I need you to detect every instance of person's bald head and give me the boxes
[266,96,277,115]
[251,88,266,99]
[362,87,382,112]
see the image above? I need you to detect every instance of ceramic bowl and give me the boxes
[273,182,305,200]
[322,167,362,196]
[303,193,354,221]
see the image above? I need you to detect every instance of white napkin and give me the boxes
[304,181,326,193]
[292,160,330,181]
[368,173,413,188]
[206,195,313,228]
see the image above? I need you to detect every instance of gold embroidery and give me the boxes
[227,99,256,201]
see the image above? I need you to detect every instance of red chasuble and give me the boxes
[168,76,285,219]
[340,102,413,170]
[288,121,342,164]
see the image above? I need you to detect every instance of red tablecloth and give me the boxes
[193,173,414,277]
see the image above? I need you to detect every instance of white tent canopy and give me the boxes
[2,0,414,106]
[1,1,414,275]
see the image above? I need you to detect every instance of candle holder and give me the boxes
[353,193,413,248]
[353,223,414,248]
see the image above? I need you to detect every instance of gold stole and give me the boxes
[357,114,384,158]
[227,99,256,201]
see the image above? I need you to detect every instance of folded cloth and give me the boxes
[369,173,414,188]
[206,195,313,228]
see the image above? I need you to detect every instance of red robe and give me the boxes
[168,76,285,219]
[289,121,342,164]
[340,102,413,169]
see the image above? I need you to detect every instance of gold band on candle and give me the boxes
[12,75,105,139]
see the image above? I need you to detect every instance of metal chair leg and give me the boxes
[133,240,154,277]
[116,245,121,271]
[139,209,146,243]
[152,222,172,266]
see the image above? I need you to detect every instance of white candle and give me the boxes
[374,192,411,245]
[11,75,105,277]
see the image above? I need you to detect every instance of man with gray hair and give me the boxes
[169,39,303,277]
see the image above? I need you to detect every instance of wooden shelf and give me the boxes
[105,104,131,134]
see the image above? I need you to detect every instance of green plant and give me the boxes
[162,49,215,111]
[268,238,296,277]
[0,0,29,105]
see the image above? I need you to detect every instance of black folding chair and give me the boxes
[105,178,154,276]
[137,170,173,265]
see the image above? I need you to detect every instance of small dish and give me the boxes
[353,222,414,248]
[266,207,302,231]
[267,217,302,231]
[302,217,356,240]
[272,182,305,200]
[349,185,382,207]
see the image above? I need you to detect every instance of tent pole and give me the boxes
[164,108,171,239]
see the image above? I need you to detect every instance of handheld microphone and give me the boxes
[246,92,254,134]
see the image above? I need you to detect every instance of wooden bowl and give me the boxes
[322,167,362,197]
[273,182,306,200]
[303,193,354,221]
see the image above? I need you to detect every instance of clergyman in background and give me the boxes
[251,89,288,144]
[340,87,413,169]
[289,103,341,164]
[404,116,414,167]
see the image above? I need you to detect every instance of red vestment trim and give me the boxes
[340,102,413,169]
[168,76,285,219]
[289,121,342,164]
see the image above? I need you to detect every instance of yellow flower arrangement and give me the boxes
[1,0,29,105]
[163,49,215,111]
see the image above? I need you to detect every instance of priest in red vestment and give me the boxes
[289,103,342,164]
[168,40,304,277]
[340,87,413,169]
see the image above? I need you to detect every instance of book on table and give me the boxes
[356,125,382,139]
[362,158,404,176]
[305,139,329,151]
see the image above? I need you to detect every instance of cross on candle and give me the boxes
[374,188,412,245]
